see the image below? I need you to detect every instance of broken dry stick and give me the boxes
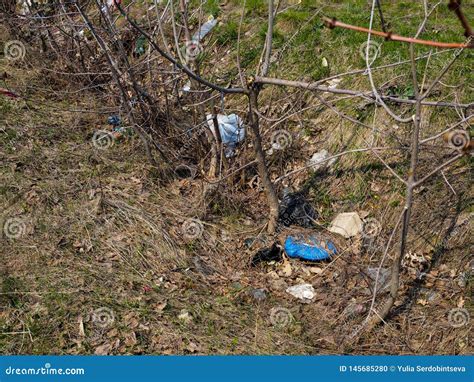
[323,17,473,49]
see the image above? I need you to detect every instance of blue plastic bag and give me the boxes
[284,235,337,261]
[192,17,218,41]
[206,113,245,157]
[107,115,121,127]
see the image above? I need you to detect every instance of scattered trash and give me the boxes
[134,35,147,57]
[192,16,218,42]
[284,234,337,261]
[251,243,283,266]
[178,309,193,324]
[307,149,336,171]
[105,115,131,139]
[286,284,315,301]
[279,188,317,228]
[206,113,245,157]
[328,212,363,238]
[249,288,267,302]
[366,267,391,292]
[182,81,191,92]
[107,115,121,127]
[180,16,215,65]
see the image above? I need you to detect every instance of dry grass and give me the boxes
[1,1,472,355]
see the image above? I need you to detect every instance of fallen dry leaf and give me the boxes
[94,343,112,355]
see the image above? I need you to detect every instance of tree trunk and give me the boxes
[248,88,279,233]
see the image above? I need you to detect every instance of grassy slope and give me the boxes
[0,1,472,354]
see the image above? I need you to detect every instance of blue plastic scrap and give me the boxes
[206,113,245,157]
[107,115,121,127]
[284,235,337,261]
[192,17,218,41]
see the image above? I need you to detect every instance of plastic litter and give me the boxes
[178,309,192,324]
[182,81,191,92]
[107,115,121,127]
[284,234,337,261]
[279,188,317,228]
[307,149,336,171]
[181,16,216,93]
[206,113,245,157]
[366,267,390,292]
[251,243,283,266]
[328,212,363,238]
[106,115,132,140]
[192,16,218,42]
[134,35,147,57]
[286,284,315,301]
